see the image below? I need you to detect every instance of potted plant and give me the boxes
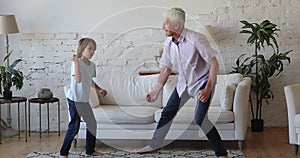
[231,20,292,131]
[0,51,24,99]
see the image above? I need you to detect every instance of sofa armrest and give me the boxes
[233,77,251,140]
[284,84,300,144]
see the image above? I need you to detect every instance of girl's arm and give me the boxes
[72,54,81,83]
[92,81,107,97]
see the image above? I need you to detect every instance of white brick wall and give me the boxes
[1,0,299,131]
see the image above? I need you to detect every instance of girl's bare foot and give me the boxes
[89,151,103,156]
[134,145,158,154]
[219,155,229,158]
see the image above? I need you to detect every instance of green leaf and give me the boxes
[233,20,293,120]
[264,23,276,29]
[0,51,24,93]
[240,20,250,25]
[3,51,13,63]
[247,34,256,44]
[260,20,271,27]
[9,59,22,69]
[240,30,253,34]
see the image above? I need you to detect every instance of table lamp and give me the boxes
[0,15,19,66]
[204,25,216,42]
[0,15,19,133]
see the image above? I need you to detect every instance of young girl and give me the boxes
[60,38,107,157]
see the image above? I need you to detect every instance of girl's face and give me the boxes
[82,42,96,59]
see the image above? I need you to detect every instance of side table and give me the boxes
[0,97,27,143]
[28,97,60,138]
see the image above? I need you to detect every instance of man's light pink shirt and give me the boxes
[160,28,218,97]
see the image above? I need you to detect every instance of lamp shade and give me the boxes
[204,25,215,41]
[0,15,19,34]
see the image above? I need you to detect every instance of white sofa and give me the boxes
[65,73,251,149]
[284,84,300,154]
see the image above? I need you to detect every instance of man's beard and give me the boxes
[165,30,175,37]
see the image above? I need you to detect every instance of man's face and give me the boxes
[162,17,177,37]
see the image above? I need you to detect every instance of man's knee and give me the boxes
[161,111,177,121]
[194,117,204,126]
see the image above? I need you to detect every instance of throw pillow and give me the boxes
[89,86,101,108]
[219,84,236,111]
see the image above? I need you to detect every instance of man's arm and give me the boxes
[157,66,172,86]
[146,66,172,102]
[197,56,219,103]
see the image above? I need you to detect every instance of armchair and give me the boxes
[284,84,300,154]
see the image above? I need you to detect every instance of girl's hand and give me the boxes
[72,54,78,62]
[98,89,107,97]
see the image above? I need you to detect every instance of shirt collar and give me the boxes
[172,28,186,45]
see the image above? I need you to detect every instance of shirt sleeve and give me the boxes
[68,61,83,101]
[70,61,75,76]
[160,39,173,69]
[195,32,218,62]
[92,62,96,77]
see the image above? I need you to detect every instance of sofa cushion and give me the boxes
[164,74,243,108]
[163,75,196,107]
[163,75,177,107]
[93,105,160,124]
[93,74,162,108]
[219,84,236,111]
[211,73,243,106]
[294,114,300,127]
[89,86,101,108]
[154,106,234,124]
[64,85,100,108]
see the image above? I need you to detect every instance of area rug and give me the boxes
[26,150,245,158]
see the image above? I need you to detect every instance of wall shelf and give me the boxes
[138,71,178,76]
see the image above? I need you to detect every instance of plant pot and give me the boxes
[251,119,264,132]
[3,91,12,99]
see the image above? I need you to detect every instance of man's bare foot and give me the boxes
[88,151,103,156]
[134,145,158,154]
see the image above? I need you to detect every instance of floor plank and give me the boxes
[0,128,299,158]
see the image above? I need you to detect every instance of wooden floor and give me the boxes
[0,127,298,158]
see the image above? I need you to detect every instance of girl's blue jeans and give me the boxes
[60,98,97,156]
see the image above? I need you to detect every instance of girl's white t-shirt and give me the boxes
[67,59,96,102]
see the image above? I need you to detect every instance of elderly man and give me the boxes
[136,8,228,158]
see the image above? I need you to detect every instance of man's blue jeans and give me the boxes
[60,98,97,156]
[150,85,228,157]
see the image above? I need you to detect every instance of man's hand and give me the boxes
[197,57,218,103]
[197,88,210,103]
[146,91,159,102]
[146,83,163,102]
[146,66,170,102]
